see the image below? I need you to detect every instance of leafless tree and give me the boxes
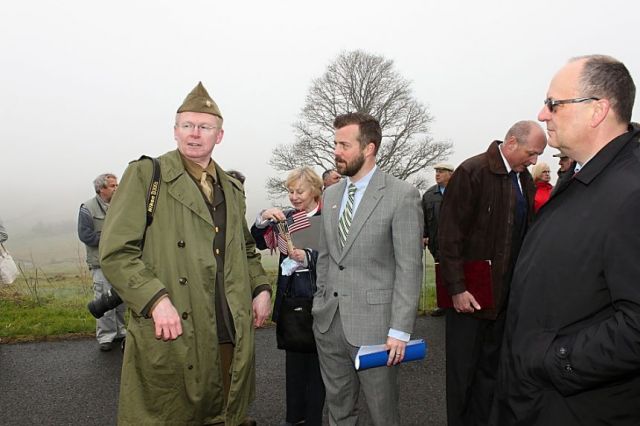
[267,50,453,199]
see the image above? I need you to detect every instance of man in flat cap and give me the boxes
[100,82,271,426]
[422,162,454,317]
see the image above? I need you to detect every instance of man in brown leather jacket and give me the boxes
[438,120,546,426]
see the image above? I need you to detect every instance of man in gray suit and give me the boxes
[312,112,423,425]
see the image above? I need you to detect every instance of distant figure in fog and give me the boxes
[0,216,8,243]
[78,173,126,352]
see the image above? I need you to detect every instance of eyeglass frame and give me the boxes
[543,97,600,113]
[176,122,219,132]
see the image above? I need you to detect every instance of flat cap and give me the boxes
[433,162,455,172]
[177,81,222,119]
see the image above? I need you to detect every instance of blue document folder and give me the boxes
[354,339,427,371]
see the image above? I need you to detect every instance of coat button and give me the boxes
[182,312,188,320]
[558,347,567,358]
[333,292,338,297]
[177,240,186,248]
[564,363,573,372]
[188,365,193,370]
[179,277,188,285]
[338,265,345,270]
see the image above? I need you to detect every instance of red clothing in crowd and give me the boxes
[534,180,553,212]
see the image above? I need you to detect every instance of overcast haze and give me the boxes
[2,0,639,262]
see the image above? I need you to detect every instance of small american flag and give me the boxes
[264,227,277,252]
[271,210,311,255]
[287,210,311,233]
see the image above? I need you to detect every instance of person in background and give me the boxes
[554,152,576,178]
[438,120,546,426]
[226,169,246,184]
[422,162,455,317]
[99,82,270,426]
[531,162,553,213]
[550,152,578,197]
[0,216,8,243]
[252,166,326,426]
[321,169,341,189]
[78,173,126,352]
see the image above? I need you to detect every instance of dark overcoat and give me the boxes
[438,141,535,320]
[493,126,640,425]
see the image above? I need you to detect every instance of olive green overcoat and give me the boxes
[100,149,268,426]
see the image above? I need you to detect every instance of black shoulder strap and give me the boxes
[138,155,161,249]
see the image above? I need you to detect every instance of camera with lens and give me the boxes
[87,288,123,319]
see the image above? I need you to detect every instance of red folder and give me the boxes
[435,260,494,309]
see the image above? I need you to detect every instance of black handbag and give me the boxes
[276,252,317,353]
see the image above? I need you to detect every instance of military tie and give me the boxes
[200,171,214,204]
[338,183,357,248]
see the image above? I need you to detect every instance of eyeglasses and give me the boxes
[177,122,218,132]
[543,97,600,113]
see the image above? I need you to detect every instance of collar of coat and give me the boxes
[486,140,512,176]
[572,124,640,186]
[161,149,244,193]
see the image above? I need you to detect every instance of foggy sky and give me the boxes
[2,0,639,236]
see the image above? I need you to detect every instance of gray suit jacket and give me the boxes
[312,168,423,346]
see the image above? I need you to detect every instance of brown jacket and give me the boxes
[438,141,535,320]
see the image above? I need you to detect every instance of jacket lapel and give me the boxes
[217,164,238,248]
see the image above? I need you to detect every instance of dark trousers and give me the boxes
[285,350,326,426]
[446,310,506,426]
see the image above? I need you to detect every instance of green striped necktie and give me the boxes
[338,183,357,248]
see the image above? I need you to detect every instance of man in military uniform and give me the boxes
[100,82,271,426]
[78,173,126,351]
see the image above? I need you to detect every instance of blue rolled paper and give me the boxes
[355,339,427,371]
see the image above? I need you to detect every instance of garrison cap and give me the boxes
[177,81,223,119]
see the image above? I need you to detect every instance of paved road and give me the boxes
[0,315,445,425]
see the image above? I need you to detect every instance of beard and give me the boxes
[335,152,365,177]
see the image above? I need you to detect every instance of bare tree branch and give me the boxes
[266,49,454,197]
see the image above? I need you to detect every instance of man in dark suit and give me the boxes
[313,112,423,426]
[493,55,640,425]
[438,120,546,426]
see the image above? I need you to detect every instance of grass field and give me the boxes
[0,251,436,343]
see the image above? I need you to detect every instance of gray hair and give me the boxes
[93,173,117,193]
[571,54,635,124]
[504,120,542,145]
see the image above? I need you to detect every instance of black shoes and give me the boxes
[99,342,112,352]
